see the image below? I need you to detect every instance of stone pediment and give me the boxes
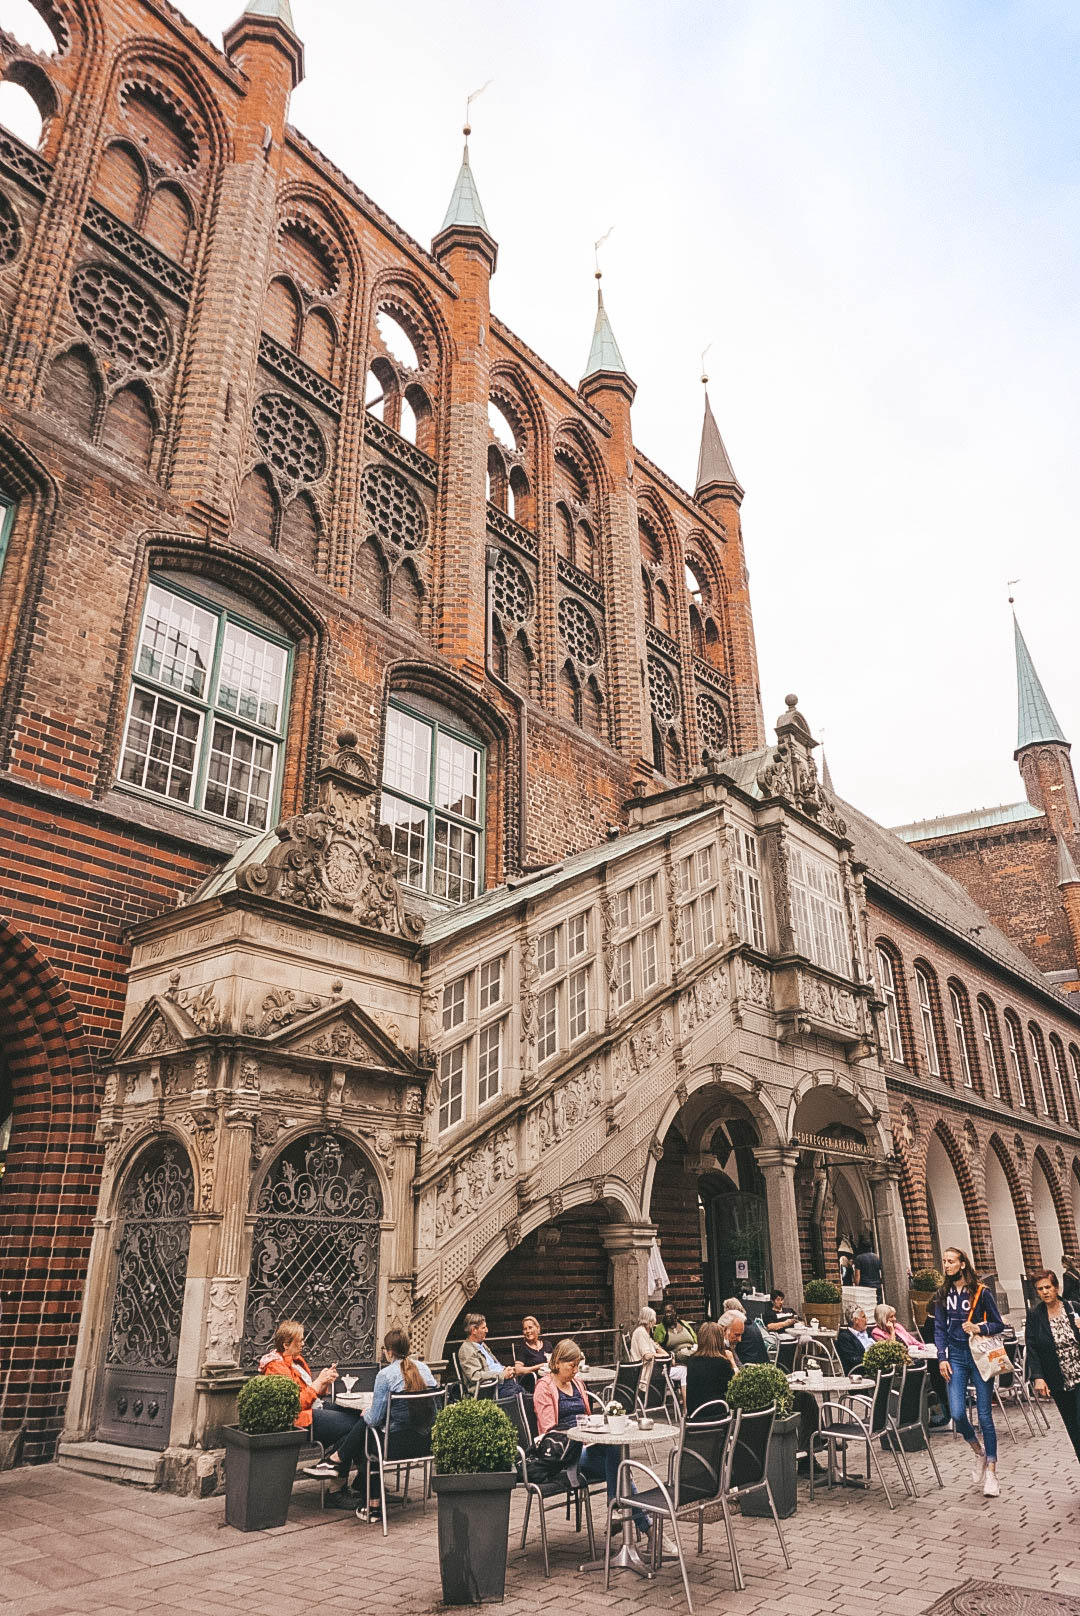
[266,997,424,1075]
[111,996,201,1063]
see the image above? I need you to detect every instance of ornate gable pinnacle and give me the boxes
[756,694,847,836]
[235,732,422,938]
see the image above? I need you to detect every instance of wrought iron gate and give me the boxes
[241,1132,382,1368]
[98,1141,194,1449]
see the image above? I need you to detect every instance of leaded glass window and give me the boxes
[381,703,484,903]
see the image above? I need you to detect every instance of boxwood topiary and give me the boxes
[910,1268,943,1293]
[860,1339,909,1379]
[431,1397,516,1474]
[803,1278,841,1303]
[236,1372,301,1434]
[725,1362,793,1419]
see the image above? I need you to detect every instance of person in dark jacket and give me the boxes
[685,1321,736,1417]
[835,1304,873,1373]
[1026,1268,1080,1465]
[933,1247,1005,1498]
[854,1239,884,1301]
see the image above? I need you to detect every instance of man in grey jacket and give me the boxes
[457,1313,526,1399]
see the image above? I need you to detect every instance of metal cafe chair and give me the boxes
[810,1368,910,1510]
[363,1386,447,1537]
[887,1361,942,1496]
[605,1408,733,1613]
[722,1405,793,1589]
[506,1393,600,1577]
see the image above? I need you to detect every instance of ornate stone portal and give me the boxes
[62,737,429,1489]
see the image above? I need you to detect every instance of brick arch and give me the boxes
[368,267,451,383]
[0,425,60,764]
[928,1117,990,1268]
[891,1132,932,1272]
[105,38,231,169]
[551,416,610,501]
[0,914,97,1461]
[986,1131,1040,1272]
[1032,1144,1075,1259]
[872,934,916,1069]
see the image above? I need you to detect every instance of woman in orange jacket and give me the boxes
[259,1318,360,1506]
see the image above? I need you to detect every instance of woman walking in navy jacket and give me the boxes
[933,1247,1005,1497]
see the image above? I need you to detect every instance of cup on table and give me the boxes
[810,1317,820,1329]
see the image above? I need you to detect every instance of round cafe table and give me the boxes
[576,1420,680,1577]
[788,1374,872,1489]
[578,1366,617,1387]
[335,1390,374,1413]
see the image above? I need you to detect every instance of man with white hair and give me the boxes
[836,1303,873,1373]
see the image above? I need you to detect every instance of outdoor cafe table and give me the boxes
[335,1391,375,1413]
[576,1420,681,1576]
[788,1374,874,1490]
[578,1366,617,1387]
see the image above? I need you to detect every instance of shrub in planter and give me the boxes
[802,1277,841,1328]
[860,1339,910,1380]
[224,1374,304,1532]
[910,1268,943,1293]
[431,1399,517,1605]
[726,1364,797,1519]
[726,1362,793,1419]
[909,1269,942,1328]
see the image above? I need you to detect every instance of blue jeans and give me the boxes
[580,1444,649,1533]
[944,1345,997,1462]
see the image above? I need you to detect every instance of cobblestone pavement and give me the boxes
[0,1422,1077,1616]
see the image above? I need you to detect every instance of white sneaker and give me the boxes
[971,1452,987,1486]
[983,1469,1000,1498]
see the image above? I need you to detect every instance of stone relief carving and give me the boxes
[203,1277,243,1368]
[600,890,618,1000]
[418,986,440,1068]
[433,1126,517,1237]
[612,1009,674,1094]
[898,1103,919,1151]
[235,731,422,939]
[299,1024,376,1063]
[252,1110,285,1164]
[662,845,679,974]
[756,697,847,837]
[798,971,858,1030]
[534,1062,603,1151]
[519,930,539,1077]
[176,1109,217,1211]
[243,986,326,1037]
[550,1188,564,1217]
[461,1264,479,1300]
[682,967,730,1034]
[505,1216,521,1249]
[962,1119,979,1161]
[737,959,772,1008]
[135,1014,182,1057]
[165,973,224,1034]
[385,1277,414,1329]
[418,1187,436,1254]
[1013,1133,1027,1167]
[1055,1144,1067,1176]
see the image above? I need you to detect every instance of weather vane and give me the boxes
[464,80,493,138]
[700,342,713,386]
[1007,577,1020,606]
[594,226,614,281]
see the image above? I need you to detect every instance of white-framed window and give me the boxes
[699,889,716,949]
[641,924,660,992]
[613,887,634,931]
[119,578,291,830]
[790,845,850,976]
[732,828,766,952]
[443,976,467,1031]
[568,911,589,960]
[537,927,559,977]
[1006,1016,1027,1107]
[614,940,634,1008]
[979,1001,1002,1099]
[639,874,657,919]
[1071,1046,1080,1118]
[439,1044,465,1132]
[876,947,904,1064]
[568,967,589,1042]
[675,902,694,966]
[0,491,13,583]
[950,986,973,1087]
[673,840,721,967]
[1029,1026,1051,1114]
[695,845,714,887]
[1051,1039,1072,1123]
[676,856,692,899]
[381,702,484,903]
[479,957,504,1012]
[914,967,940,1077]
[537,985,558,1062]
[477,1021,502,1107]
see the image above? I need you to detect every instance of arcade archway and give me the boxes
[1032,1154,1064,1269]
[1072,1162,1080,1250]
[985,1144,1025,1313]
[925,1131,972,1263]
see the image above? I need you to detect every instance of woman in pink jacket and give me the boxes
[870,1304,923,1349]
[535,1338,648,1535]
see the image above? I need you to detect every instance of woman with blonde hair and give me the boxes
[534,1338,649,1534]
[870,1303,923,1349]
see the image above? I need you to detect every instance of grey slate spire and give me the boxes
[695,391,740,495]
[440,139,490,235]
[582,284,628,380]
[821,750,836,794]
[1057,837,1080,888]
[1014,614,1067,751]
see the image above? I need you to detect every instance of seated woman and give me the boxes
[630,1306,669,1362]
[871,1303,923,1349]
[514,1315,551,1390]
[262,1319,359,1507]
[685,1321,735,1418]
[534,1337,649,1535]
[307,1328,437,1524]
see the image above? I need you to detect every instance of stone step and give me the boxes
[56,1439,160,1487]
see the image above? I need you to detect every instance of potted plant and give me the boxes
[802,1278,842,1331]
[725,1362,799,1520]
[603,1397,630,1434]
[909,1268,942,1330]
[431,1398,517,1604]
[223,1374,305,1531]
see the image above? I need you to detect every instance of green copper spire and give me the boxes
[1014,614,1067,751]
[583,284,628,379]
[440,140,489,235]
[244,0,295,26]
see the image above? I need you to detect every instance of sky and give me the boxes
[12,0,1080,828]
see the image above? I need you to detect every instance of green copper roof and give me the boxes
[244,0,296,26]
[893,801,1043,843]
[582,289,628,378]
[440,143,490,234]
[1015,614,1067,751]
[696,392,739,491]
[1058,838,1080,888]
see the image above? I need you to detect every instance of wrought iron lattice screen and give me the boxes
[105,1142,194,1370]
[241,1132,382,1369]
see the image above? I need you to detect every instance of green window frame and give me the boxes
[380,700,485,904]
[0,493,14,581]
[118,575,293,831]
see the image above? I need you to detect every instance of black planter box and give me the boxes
[738,1411,799,1520]
[432,1470,517,1604]
[223,1425,306,1531]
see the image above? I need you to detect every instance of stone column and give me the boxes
[753,1147,803,1308]
[869,1162,913,1325]
[601,1223,657,1338]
